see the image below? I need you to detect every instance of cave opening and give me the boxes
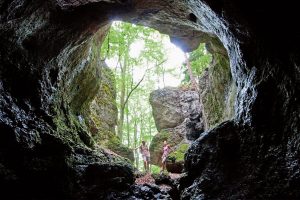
[6,0,297,199]
[86,20,236,176]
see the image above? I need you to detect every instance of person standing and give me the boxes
[160,140,171,174]
[139,141,150,172]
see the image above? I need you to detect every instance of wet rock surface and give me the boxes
[0,0,300,199]
[180,121,240,199]
[152,173,181,200]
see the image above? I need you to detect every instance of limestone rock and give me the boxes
[150,87,202,131]
[85,62,134,161]
[149,88,203,170]
[199,47,237,129]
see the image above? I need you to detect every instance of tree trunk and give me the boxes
[162,67,166,87]
[185,53,208,130]
[148,116,152,140]
[134,119,139,169]
[117,54,127,141]
[126,103,130,147]
[184,53,198,90]
[140,115,144,142]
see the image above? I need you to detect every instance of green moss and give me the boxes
[49,33,132,163]
[149,129,186,166]
[106,133,134,162]
[168,143,189,162]
[201,52,235,129]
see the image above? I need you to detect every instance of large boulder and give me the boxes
[149,88,203,171]
[149,54,236,172]
[150,87,202,131]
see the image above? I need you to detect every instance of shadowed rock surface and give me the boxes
[84,62,134,161]
[0,0,299,199]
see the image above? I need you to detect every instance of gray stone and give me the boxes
[149,87,203,169]
[150,87,201,131]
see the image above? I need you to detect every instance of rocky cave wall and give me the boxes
[0,0,299,199]
[83,61,134,162]
[200,41,236,129]
[0,2,135,199]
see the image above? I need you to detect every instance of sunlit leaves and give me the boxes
[181,43,212,84]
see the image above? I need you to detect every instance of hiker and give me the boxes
[139,141,150,172]
[160,140,171,174]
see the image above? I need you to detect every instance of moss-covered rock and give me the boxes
[199,47,237,129]
[149,86,203,167]
[168,143,189,162]
[75,36,133,162]
[106,134,134,162]
[149,127,187,166]
[165,143,189,173]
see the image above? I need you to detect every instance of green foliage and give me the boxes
[168,143,189,162]
[181,43,212,84]
[150,165,161,174]
[190,43,212,75]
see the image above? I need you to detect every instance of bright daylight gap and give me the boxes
[100,21,212,175]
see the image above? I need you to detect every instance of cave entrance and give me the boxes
[89,20,234,174]
[100,21,189,173]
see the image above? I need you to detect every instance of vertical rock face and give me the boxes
[200,42,236,128]
[0,0,299,199]
[149,87,203,171]
[84,63,134,161]
[179,1,300,199]
[87,64,118,136]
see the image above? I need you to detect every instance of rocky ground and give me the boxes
[134,173,183,200]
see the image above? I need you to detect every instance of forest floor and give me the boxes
[135,173,182,192]
[135,173,155,185]
[135,172,183,185]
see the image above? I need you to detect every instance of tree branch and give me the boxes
[121,59,167,110]
[123,72,146,109]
